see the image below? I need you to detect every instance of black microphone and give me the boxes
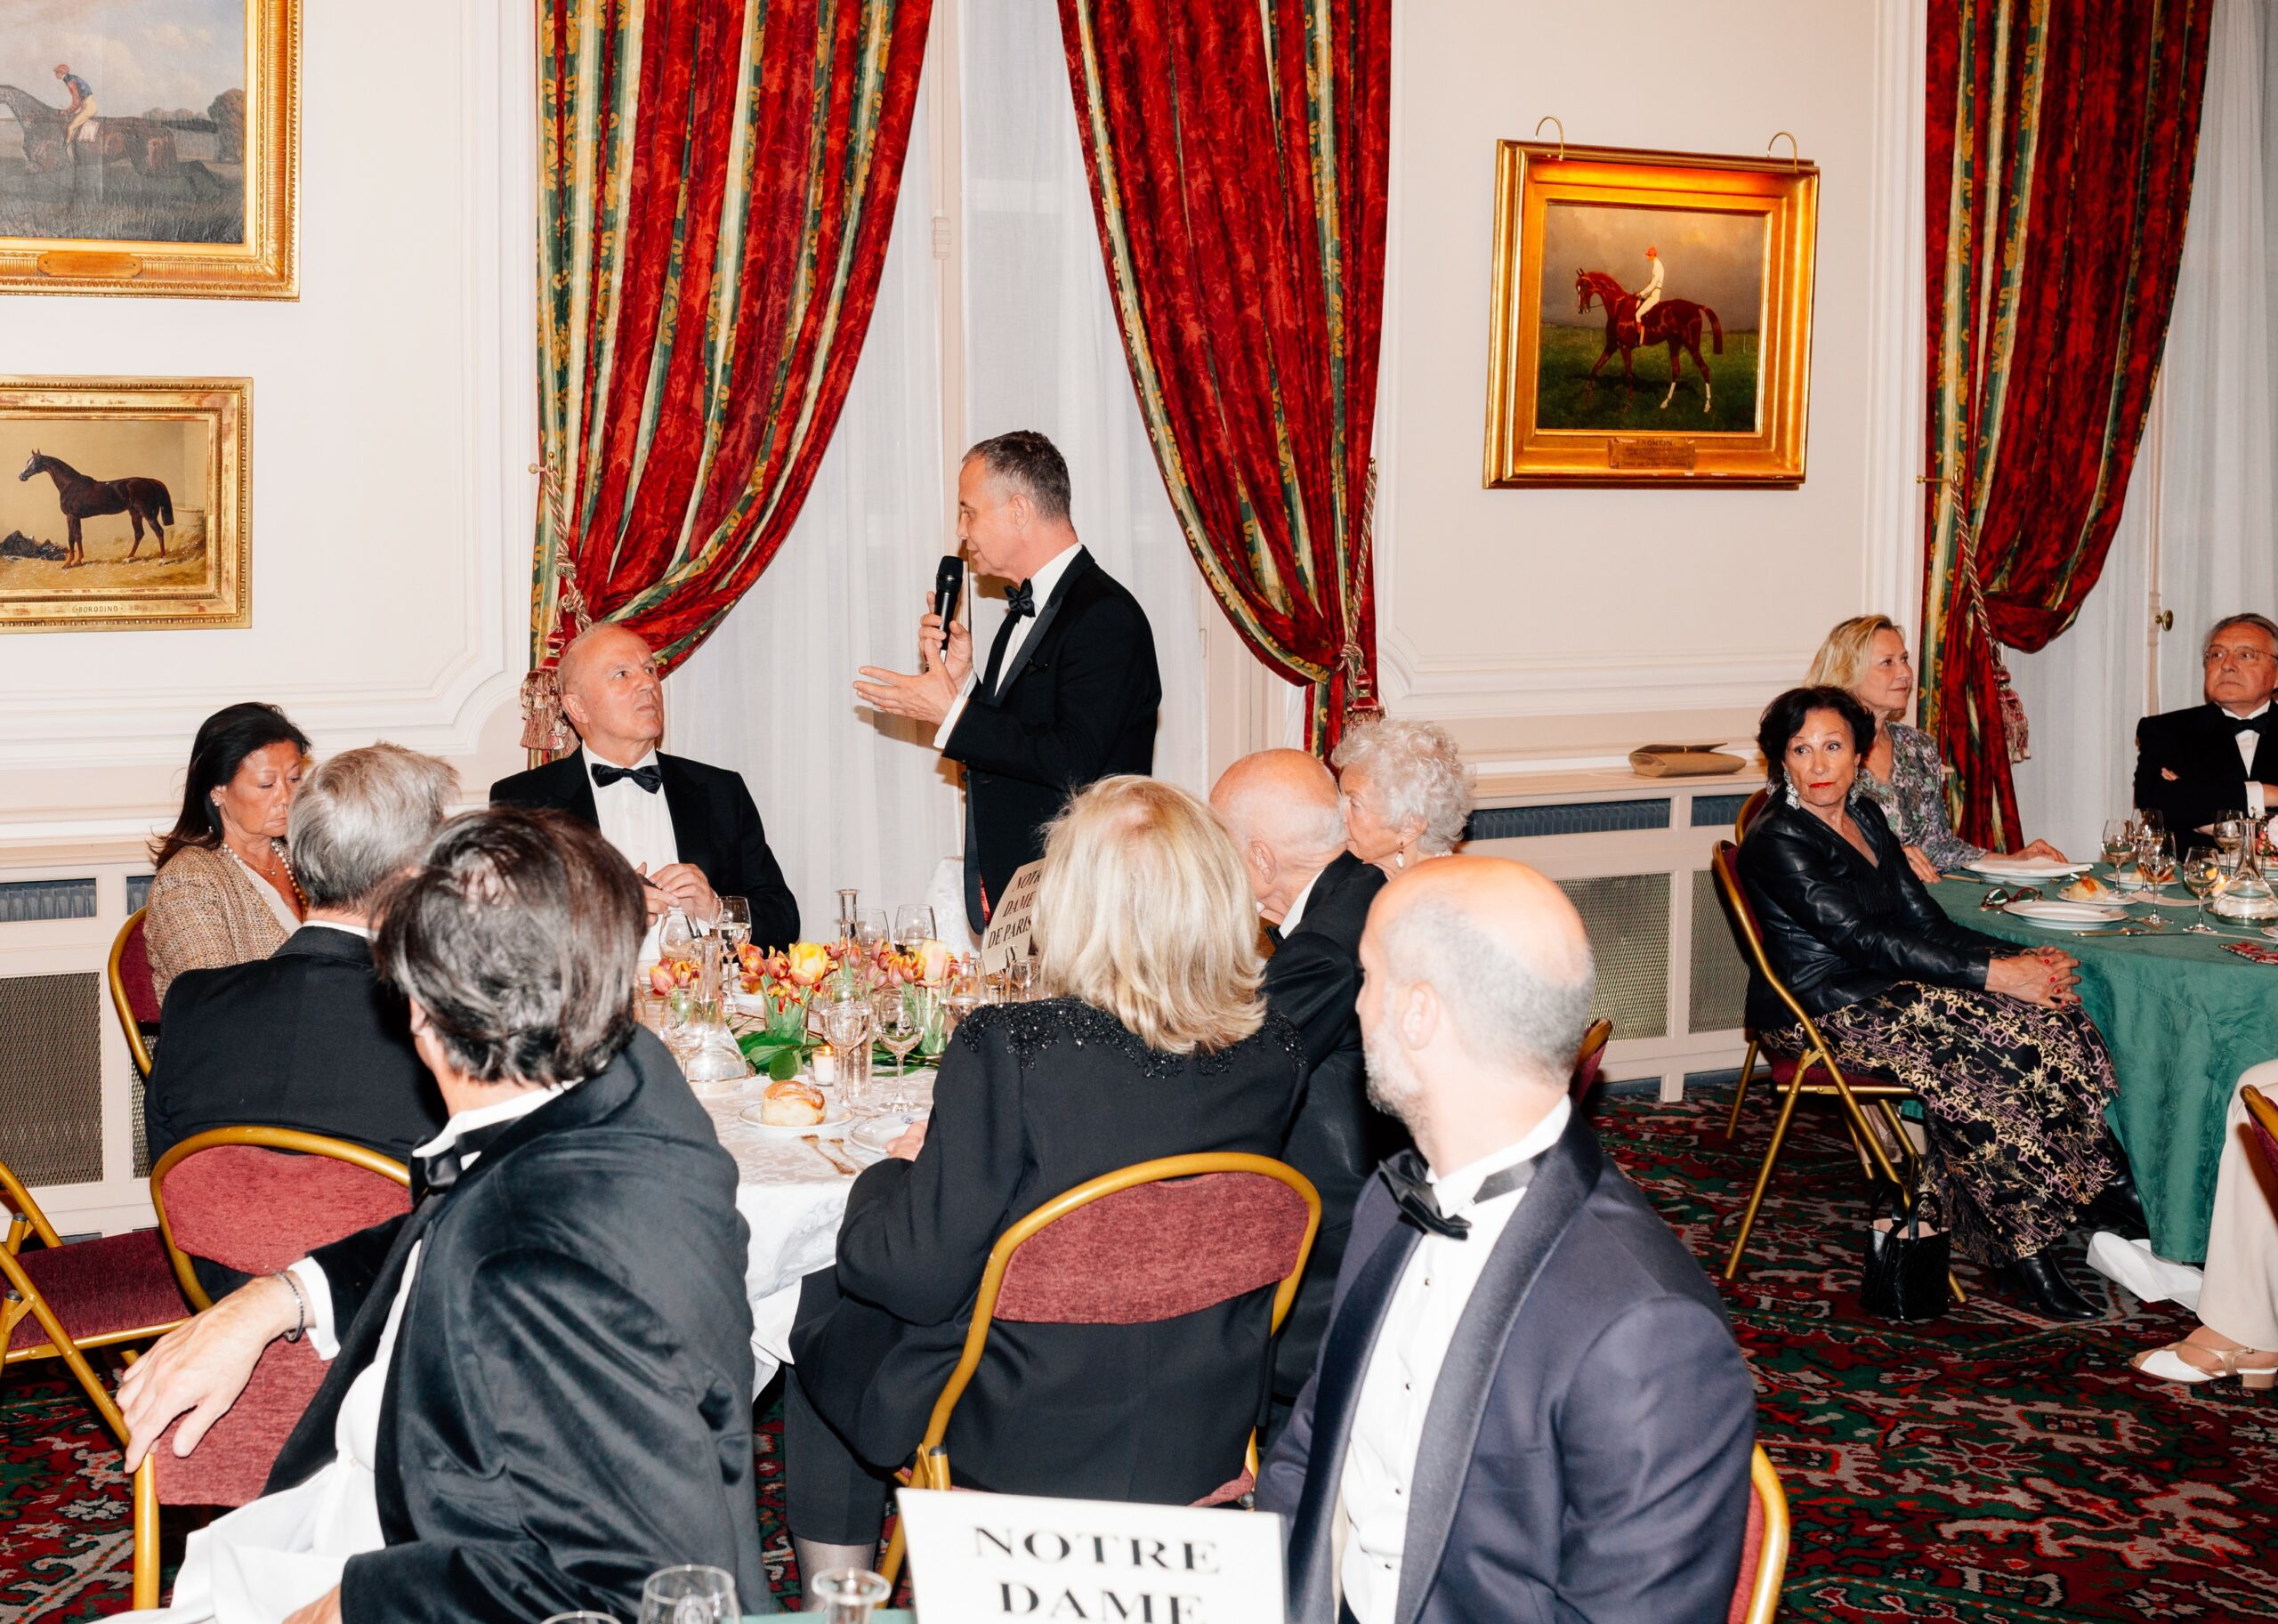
[933,554,964,654]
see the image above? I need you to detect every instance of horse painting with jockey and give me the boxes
[1572,266,1725,413]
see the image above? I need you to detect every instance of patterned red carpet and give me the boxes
[4,1089,2273,1621]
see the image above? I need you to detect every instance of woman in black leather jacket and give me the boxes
[1739,686,2132,1321]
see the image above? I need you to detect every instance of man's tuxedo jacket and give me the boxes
[148,925,445,1167]
[1258,1115,1754,1624]
[490,747,798,949]
[267,1030,771,1620]
[2133,701,2278,835]
[1263,852,1405,1405]
[944,549,1160,926]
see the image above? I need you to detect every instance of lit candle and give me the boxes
[812,1044,838,1085]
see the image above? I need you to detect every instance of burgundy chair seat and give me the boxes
[119,917,161,1028]
[161,1146,410,1277]
[1725,1474,1768,1624]
[8,1230,189,1353]
[994,1172,1313,1324]
[1759,1047,1902,1091]
[150,1337,327,1506]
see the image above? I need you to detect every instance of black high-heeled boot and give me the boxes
[2083,1169,2149,1238]
[1994,1251,2101,1322]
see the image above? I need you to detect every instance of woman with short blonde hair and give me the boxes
[1332,716,1474,877]
[1805,613,2064,879]
[784,777,1305,1576]
[1035,774,1264,1053]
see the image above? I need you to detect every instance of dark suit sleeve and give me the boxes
[1256,1184,1396,1522]
[1551,1293,1755,1624]
[942,593,1154,793]
[305,1216,409,1331]
[715,774,799,950]
[339,1248,772,1621]
[2135,712,2250,834]
[1263,933,1361,1072]
[833,1016,1027,1326]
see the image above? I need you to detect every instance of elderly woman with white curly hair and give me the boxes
[1331,716,1474,877]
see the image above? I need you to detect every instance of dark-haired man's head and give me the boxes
[376,807,644,1094]
[958,430,1076,583]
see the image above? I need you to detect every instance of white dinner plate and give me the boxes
[737,1101,852,1135]
[2002,899,2128,929]
[847,1114,926,1156]
[1963,857,2095,880]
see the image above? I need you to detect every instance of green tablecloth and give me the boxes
[1931,869,2278,1262]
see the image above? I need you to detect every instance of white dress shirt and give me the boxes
[149,1086,570,1624]
[1276,864,1329,937]
[586,747,679,875]
[933,543,1086,750]
[2224,702,2270,816]
[1337,1097,1573,1623]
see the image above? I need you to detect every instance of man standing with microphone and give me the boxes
[856,432,1160,933]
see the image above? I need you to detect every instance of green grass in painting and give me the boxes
[1535,325,1760,435]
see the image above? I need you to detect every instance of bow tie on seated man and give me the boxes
[491,621,798,952]
[1256,856,1754,1624]
[114,809,770,1623]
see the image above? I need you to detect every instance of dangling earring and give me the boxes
[1782,780,1801,809]
[1394,848,1407,871]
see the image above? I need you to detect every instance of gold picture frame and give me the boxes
[0,377,252,631]
[1483,141,1817,487]
[0,0,299,300]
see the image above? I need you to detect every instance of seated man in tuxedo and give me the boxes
[117,810,770,1623]
[853,430,1161,932]
[492,620,797,948]
[147,744,454,1176]
[1261,857,1753,1624]
[1210,747,1399,1442]
[2135,611,2278,833]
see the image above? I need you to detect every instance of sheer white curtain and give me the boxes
[958,0,1208,796]
[2007,0,2277,858]
[669,87,959,938]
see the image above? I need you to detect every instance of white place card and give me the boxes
[895,1488,1286,1624]
[980,859,1046,973]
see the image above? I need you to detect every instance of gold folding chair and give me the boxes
[108,907,159,1079]
[1731,1445,1790,1624]
[1707,843,1960,1301]
[1569,1016,1613,1103]
[879,1152,1320,1585]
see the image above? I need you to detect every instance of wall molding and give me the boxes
[1861,0,1929,626]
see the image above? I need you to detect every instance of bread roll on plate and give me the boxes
[758,1078,826,1126]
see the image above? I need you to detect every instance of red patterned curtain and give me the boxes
[531,0,932,698]
[1919,0,2211,847]
[1057,0,1390,753]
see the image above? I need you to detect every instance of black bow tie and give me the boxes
[2231,711,2274,737]
[592,761,662,793]
[412,1119,524,1203]
[1379,1146,1539,1240]
[1004,579,1036,619]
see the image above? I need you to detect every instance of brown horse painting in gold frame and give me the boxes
[1483,141,1817,488]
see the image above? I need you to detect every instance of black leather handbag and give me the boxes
[1861,1180,1949,1322]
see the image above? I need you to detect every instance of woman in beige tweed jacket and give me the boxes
[145,703,311,1004]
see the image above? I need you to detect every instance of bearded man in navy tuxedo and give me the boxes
[1260,857,1754,1624]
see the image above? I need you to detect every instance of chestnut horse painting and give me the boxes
[1571,270,1724,412]
[18,451,174,567]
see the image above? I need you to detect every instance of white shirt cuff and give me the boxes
[286,1256,341,1361]
[2249,782,2266,818]
[933,676,978,753]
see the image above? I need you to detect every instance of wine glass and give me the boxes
[2100,818,2135,874]
[2182,842,2227,934]
[808,1568,892,1624]
[893,903,936,954]
[658,909,697,966]
[1005,956,1039,1002]
[873,986,929,1117]
[820,986,872,1114]
[639,1564,738,1624]
[854,909,889,957]
[716,895,752,956]
[2135,830,2176,928]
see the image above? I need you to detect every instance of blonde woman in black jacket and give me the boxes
[1739,686,2130,1321]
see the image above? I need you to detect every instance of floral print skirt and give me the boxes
[1768,982,2119,1266]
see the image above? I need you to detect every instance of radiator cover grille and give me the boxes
[1689,869,1751,1034]
[1555,873,1669,1040]
[0,973,104,1185]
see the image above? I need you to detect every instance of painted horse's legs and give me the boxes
[65,516,83,567]
[126,510,145,561]
[1660,341,1683,410]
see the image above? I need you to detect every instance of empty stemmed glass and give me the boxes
[2182,842,2228,934]
[638,1565,738,1624]
[2135,829,2177,928]
[872,984,933,1121]
[816,973,873,1112]
[2100,818,2136,879]
[808,1568,892,1624]
[893,903,936,953]
[715,895,752,957]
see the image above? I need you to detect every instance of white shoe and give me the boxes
[2086,1230,2203,1310]
[2131,1345,2225,1385]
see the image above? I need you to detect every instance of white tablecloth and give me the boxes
[699,1066,935,1393]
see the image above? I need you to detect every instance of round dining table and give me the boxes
[696,1054,937,1394]
[1931,866,2278,1263]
